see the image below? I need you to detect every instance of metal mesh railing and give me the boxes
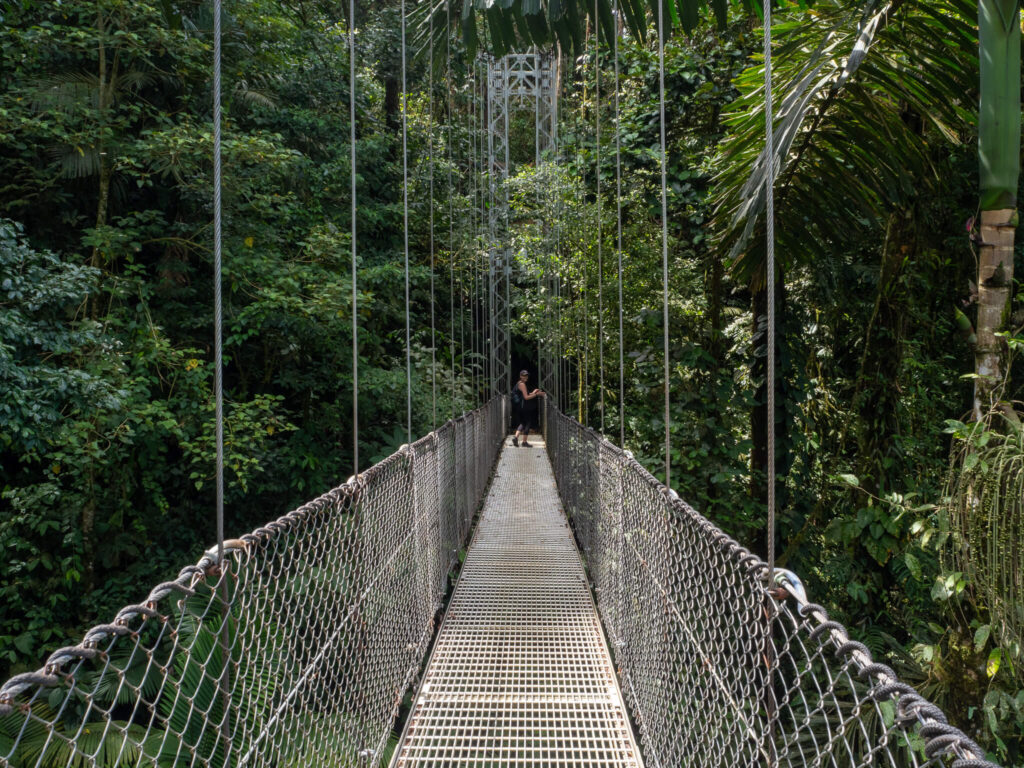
[544,402,1002,768]
[0,397,506,768]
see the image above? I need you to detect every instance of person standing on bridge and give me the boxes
[511,369,544,447]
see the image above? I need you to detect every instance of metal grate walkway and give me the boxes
[391,436,643,767]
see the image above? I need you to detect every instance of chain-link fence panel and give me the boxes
[0,398,506,768]
[544,401,1001,768]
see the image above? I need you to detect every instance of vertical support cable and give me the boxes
[349,0,359,474]
[762,6,779,765]
[460,75,468,416]
[657,0,671,488]
[764,0,777,579]
[613,0,625,449]
[503,57,511,398]
[211,0,231,757]
[475,63,483,409]
[429,5,436,431]
[582,104,588,423]
[401,0,412,443]
[595,0,604,435]
[474,61,481,408]
[447,0,455,423]
[486,61,491,405]
[212,0,225,574]
[468,67,476,409]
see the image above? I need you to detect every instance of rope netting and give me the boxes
[0,398,506,768]
[544,403,1001,768]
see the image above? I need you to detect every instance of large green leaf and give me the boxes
[978,0,1022,209]
[415,0,731,60]
[711,0,976,286]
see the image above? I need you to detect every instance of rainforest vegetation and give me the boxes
[0,0,1022,761]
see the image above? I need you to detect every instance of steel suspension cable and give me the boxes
[595,0,605,435]
[447,1,455,422]
[554,62,563,411]
[401,0,412,444]
[474,64,482,406]
[613,0,625,449]
[467,71,474,408]
[472,64,479,407]
[349,0,359,475]
[657,0,671,488]
[576,74,589,424]
[212,0,225,566]
[428,5,436,431]
[459,77,468,415]
[764,0,777,578]
[212,0,231,755]
[538,60,551,396]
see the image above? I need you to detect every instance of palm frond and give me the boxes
[54,144,104,180]
[414,0,669,60]
[27,73,101,112]
[711,0,976,286]
[233,79,279,110]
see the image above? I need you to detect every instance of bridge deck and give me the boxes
[392,436,643,767]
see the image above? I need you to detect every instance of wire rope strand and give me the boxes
[212,0,225,568]
[762,7,780,762]
[429,3,436,431]
[583,86,588,423]
[211,0,231,756]
[349,0,359,474]
[613,0,624,449]
[459,74,468,416]
[657,0,671,489]
[467,68,474,409]
[764,0,777,579]
[447,0,455,423]
[401,0,412,444]
[595,0,604,435]
[478,62,484,406]
[471,63,479,407]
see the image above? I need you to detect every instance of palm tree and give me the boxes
[709,0,977,505]
[974,0,1019,418]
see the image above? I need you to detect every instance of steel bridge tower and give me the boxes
[486,51,559,397]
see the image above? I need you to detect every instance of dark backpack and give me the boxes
[510,385,524,408]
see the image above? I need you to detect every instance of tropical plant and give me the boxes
[972,0,1020,416]
[944,408,1024,683]
[711,0,976,282]
[417,0,731,61]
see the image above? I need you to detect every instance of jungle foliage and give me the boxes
[1,0,1023,762]
[0,0,477,685]
[502,3,1023,758]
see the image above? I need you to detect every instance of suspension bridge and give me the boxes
[0,2,1004,768]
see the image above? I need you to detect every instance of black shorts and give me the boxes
[516,407,537,430]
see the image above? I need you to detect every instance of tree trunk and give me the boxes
[973,0,1020,416]
[973,209,1016,417]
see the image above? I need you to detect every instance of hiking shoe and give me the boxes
[522,441,532,447]
[511,436,519,447]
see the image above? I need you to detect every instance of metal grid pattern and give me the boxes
[392,436,642,768]
[544,402,1002,768]
[0,398,507,768]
